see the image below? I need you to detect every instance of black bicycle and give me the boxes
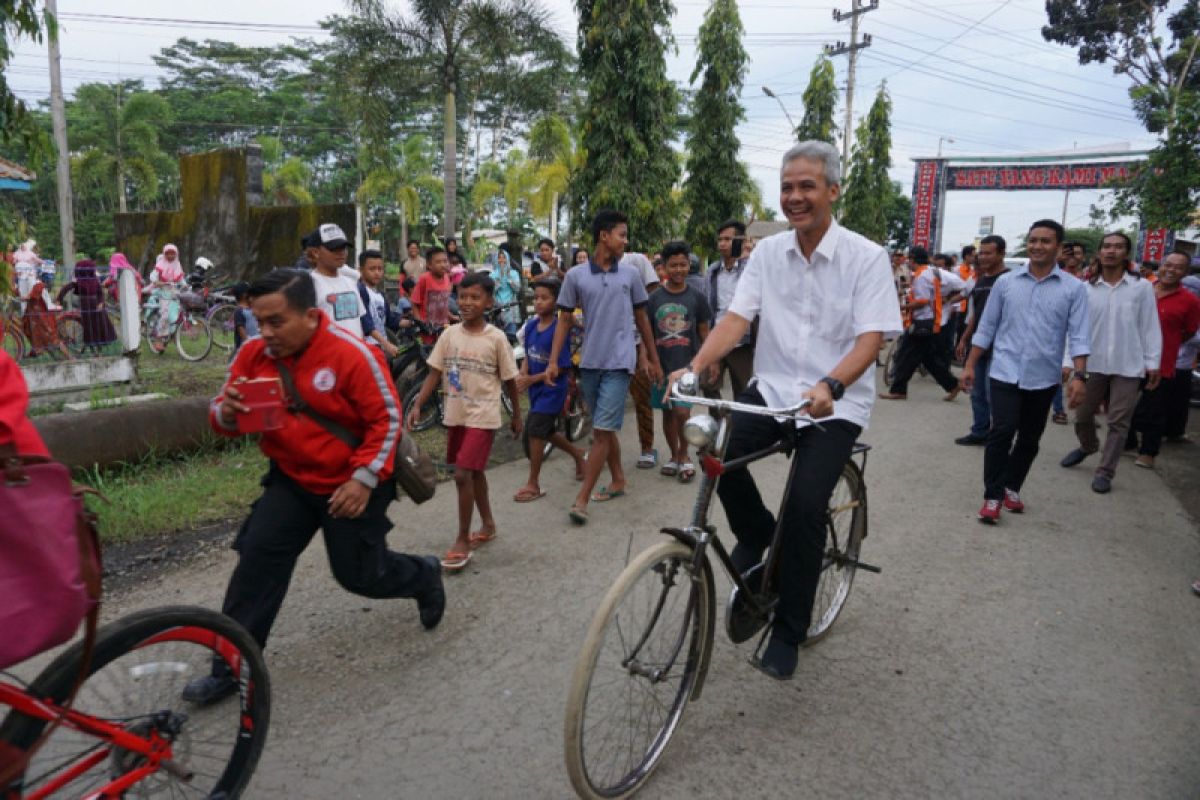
[563,373,877,799]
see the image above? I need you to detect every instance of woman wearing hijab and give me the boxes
[13,239,41,307]
[148,244,185,348]
[21,273,71,360]
[103,252,144,303]
[491,246,522,335]
[58,260,117,353]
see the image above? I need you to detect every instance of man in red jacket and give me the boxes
[184,268,443,705]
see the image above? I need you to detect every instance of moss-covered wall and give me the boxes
[115,147,354,282]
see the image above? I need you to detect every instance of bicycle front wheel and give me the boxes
[0,605,271,799]
[2,324,24,361]
[402,383,443,432]
[806,459,867,645]
[565,540,713,800]
[175,314,213,361]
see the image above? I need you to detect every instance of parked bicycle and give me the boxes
[563,372,876,799]
[142,289,213,361]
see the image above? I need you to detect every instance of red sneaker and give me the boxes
[978,499,1002,524]
[1002,489,1024,513]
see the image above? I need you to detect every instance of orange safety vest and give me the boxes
[956,263,973,312]
[905,266,943,333]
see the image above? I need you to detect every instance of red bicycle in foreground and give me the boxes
[0,606,270,799]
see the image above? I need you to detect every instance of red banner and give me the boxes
[1139,228,1170,264]
[945,162,1136,191]
[910,160,941,250]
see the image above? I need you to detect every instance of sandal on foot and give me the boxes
[1052,412,1068,424]
[468,530,497,549]
[591,486,626,502]
[636,449,658,469]
[513,487,546,503]
[568,506,589,525]
[660,461,679,477]
[440,550,472,571]
[678,462,695,483]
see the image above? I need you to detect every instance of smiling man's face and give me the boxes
[780,157,839,238]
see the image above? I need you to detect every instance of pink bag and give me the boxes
[0,444,101,670]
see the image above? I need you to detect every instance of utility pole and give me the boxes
[46,0,75,270]
[826,0,878,170]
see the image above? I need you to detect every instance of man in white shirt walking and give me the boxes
[671,141,902,680]
[1058,232,1160,493]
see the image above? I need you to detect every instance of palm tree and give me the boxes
[69,81,171,213]
[357,135,442,252]
[348,0,566,239]
[255,136,315,205]
[527,114,574,240]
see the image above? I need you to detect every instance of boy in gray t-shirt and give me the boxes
[548,209,662,525]
[646,241,712,482]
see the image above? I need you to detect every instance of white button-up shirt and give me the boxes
[728,220,903,430]
[910,266,966,325]
[1064,273,1161,377]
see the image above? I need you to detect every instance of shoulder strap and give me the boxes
[275,361,362,449]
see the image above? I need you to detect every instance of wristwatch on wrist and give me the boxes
[819,376,845,400]
[1071,371,1089,383]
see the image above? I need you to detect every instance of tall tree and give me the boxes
[69,81,172,214]
[527,114,574,238]
[794,55,839,145]
[682,0,750,261]
[347,0,568,239]
[0,0,52,156]
[574,0,681,249]
[839,84,893,243]
[1043,0,1200,228]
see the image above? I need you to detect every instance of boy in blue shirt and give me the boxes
[514,278,586,501]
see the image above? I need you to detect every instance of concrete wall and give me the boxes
[115,145,355,282]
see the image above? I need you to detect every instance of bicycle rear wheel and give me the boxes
[805,459,867,645]
[565,541,713,800]
[56,315,84,353]
[0,605,271,799]
[2,324,24,361]
[175,314,213,361]
[207,303,238,354]
[402,383,443,432]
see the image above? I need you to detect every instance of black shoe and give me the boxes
[181,674,237,706]
[1091,475,1112,494]
[729,543,763,576]
[955,434,986,446]
[415,556,445,631]
[752,633,798,681]
[1060,448,1091,468]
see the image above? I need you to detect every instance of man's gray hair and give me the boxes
[780,140,841,186]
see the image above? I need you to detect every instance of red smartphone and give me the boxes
[235,377,287,433]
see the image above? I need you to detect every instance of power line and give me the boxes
[879,0,1012,80]
[57,12,327,34]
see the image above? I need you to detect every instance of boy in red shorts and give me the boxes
[406,272,521,572]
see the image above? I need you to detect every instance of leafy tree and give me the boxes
[527,114,575,238]
[883,181,911,250]
[839,84,893,244]
[1043,1,1200,228]
[346,0,568,239]
[0,0,52,156]
[794,55,839,146]
[256,135,314,205]
[69,81,172,214]
[574,0,681,250]
[357,135,441,256]
[682,0,750,261]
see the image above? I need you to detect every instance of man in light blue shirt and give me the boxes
[962,218,1090,524]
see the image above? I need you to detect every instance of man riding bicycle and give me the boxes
[670,140,901,680]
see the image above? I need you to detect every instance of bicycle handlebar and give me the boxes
[669,372,814,418]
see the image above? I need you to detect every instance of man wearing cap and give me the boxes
[308,223,368,340]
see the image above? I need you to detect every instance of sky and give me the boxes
[5,0,1163,251]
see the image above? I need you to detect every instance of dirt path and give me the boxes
[94,373,1200,798]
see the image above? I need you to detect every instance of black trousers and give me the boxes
[715,387,860,646]
[1127,382,1166,456]
[983,380,1056,500]
[221,464,437,649]
[889,331,958,394]
[1162,369,1193,439]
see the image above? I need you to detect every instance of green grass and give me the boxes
[134,344,230,398]
[78,438,268,543]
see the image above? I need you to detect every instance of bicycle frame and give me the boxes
[0,625,254,800]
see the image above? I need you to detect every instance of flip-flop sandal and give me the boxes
[569,506,589,525]
[513,488,547,503]
[591,486,626,502]
[636,449,658,469]
[468,530,498,549]
[440,550,472,571]
[678,463,695,483]
[660,461,679,477]
[1052,412,1068,424]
